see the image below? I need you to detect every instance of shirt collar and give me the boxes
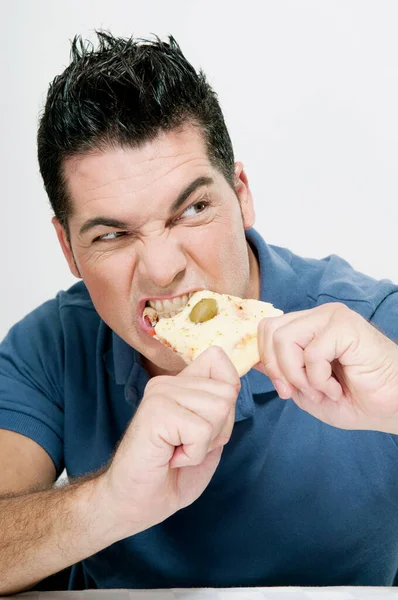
[107,228,312,419]
[246,228,312,314]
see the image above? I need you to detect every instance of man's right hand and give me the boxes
[102,346,241,539]
[0,347,239,595]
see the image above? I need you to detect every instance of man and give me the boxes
[1,32,398,594]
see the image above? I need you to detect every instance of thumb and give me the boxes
[179,346,241,387]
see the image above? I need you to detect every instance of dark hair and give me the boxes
[37,32,235,234]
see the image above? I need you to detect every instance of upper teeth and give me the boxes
[148,292,193,316]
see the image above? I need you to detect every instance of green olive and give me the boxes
[189,298,218,323]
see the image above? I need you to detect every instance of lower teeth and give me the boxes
[158,308,183,319]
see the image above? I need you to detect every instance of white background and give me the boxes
[1,0,397,340]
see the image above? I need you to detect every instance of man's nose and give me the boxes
[137,236,187,288]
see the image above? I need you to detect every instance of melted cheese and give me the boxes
[154,290,283,365]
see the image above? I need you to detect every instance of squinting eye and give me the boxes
[95,231,127,242]
[181,201,209,218]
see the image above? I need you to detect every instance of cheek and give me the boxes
[79,250,137,304]
[181,218,248,277]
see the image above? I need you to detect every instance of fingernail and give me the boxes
[328,393,339,402]
[274,379,290,398]
[300,388,319,403]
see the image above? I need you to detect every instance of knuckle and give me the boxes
[145,376,166,393]
[333,302,350,317]
[332,301,348,311]
[225,382,240,401]
[198,419,213,440]
[326,301,350,318]
[143,378,156,394]
[214,433,231,447]
[217,397,232,417]
[330,303,356,328]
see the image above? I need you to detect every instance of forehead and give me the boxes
[63,127,214,218]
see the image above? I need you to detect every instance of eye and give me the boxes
[94,231,128,242]
[180,200,209,219]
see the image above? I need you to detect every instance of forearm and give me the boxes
[0,473,122,595]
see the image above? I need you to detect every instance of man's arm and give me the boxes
[0,472,119,595]
[0,429,122,595]
[0,347,240,595]
[0,430,56,495]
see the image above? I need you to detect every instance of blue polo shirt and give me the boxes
[1,228,398,589]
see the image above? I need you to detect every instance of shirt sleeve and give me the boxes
[370,291,398,448]
[0,298,65,476]
[369,290,398,343]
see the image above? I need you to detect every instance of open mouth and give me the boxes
[143,292,195,329]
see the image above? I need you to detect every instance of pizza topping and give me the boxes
[189,298,218,324]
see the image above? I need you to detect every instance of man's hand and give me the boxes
[256,302,398,433]
[102,346,240,539]
[0,347,239,594]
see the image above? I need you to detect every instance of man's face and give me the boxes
[54,126,258,374]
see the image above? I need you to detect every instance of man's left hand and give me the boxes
[256,302,398,434]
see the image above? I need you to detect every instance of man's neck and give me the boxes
[245,241,261,301]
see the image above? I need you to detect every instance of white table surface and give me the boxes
[13,588,398,599]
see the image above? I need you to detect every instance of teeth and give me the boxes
[163,299,174,312]
[148,292,194,315]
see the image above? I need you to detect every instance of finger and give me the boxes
[257,315,301,396]
[153,376,239,402]
[272,318,322,398]
[291,387,343,421]
[159,385,236,443]
[148,377,239,438]
[257,307,336,382]
[208,405,236,450]
[169,415,213,468]
[303,324,352,402]
[172,445,223,475]
[282,306,361,401]
[252,361,292,399]
[258,308,339,401]
[154,401,214,468]
[179,346,241,389]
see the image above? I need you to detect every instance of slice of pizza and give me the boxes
[144,290,283,377]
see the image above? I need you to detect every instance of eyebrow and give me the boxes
[78,175,214,237]
[169,175,214,213]
[79,217,130,237]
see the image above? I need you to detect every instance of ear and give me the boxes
[52,217,81,279]
[233,162,255,230]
